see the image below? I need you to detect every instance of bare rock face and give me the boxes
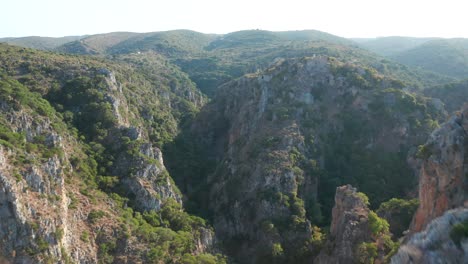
[391,107,468,264]
[0,116,98,263]
[410,107,468,233]
[121,144,183,211]
[316,185,398,264]
[392,208,468,264]
[315,185,372,263]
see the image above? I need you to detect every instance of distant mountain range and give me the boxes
[3,30,466,90]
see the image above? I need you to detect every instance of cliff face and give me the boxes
[168,56,442,263]
[0,44,222,263]
[410,107,468,233]
[390,107,468,264]
[0,86,101,262]
[316,185,394,264]
[392,208,468,264]
[315,185,372,263]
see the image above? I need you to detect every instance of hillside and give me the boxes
[56,32,140,55]
[3,31,461,96]
[423,79,468,113]
[0,36,85,50]
[164,56,446,263]
[51,30,454,96]
[392,106,468,263]
[353,36,436,56]
[0,43,225,263]
[1,28,467,264]
[390,39,468,78]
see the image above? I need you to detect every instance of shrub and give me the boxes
[356,192,370,206]
[357,242,377,264]
[271,243,284,257]
[450,220,468,246]
[80,231,90,242]
[377,198,419,237]
[368,211,389,235]
[416,144,432,159]
[88,209,107,224]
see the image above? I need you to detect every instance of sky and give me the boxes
[1,0,468,38]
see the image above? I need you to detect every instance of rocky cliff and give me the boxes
[390,107,468,264]
[410,107,468,233]
[391,208,468,264]
[316,185,395,264]
[168,55,444,263]
[0,76,108,262]
[0,44,224,263]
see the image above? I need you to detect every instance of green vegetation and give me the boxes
[354,36,436,57]
[450,220,468,246]
[318,86,442,223]
[0,44,221,262]
[377,198,419,238]
[357,242,378,264]
[48,29,454,97]
[357,208,399,263]
[356,192,370,206]
[80,231,90,242]
[368,211,390,235]
[88,210,107,224]
[0,28,461,263]
[391,39,468,79]
[424,79,468,113]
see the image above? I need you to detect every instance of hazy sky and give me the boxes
[2,0,468,38]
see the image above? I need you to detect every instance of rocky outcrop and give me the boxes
[315,185,392,264]
[410,107,468,233]
[0,114,97,263]
[391,107,468,263]
[121,144,182,211]
[0,44,219,263]
[391,208,468,264]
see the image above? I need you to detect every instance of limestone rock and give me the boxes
[315,185,372,264]
[392,208,468,264]
[410,107,468,233]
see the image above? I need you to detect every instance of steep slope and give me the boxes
[166,56,445,263]
[391,107,468,263]
[423,79,468,113]
[391,39,468,79]
[316,185,396,263]
[0,44,224,263]
[392,209,468,264]
[410,107,468,233]
[0,75,100,262]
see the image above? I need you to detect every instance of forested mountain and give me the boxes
[0,36,85,50]
[0,28,467,264]
[165,56,444,263]
[0,43,224,263]
[423,79,468,113]
[355,37,468,80]
[3,30,455,96]
[391,39,468,78]
[353,37,436,56]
